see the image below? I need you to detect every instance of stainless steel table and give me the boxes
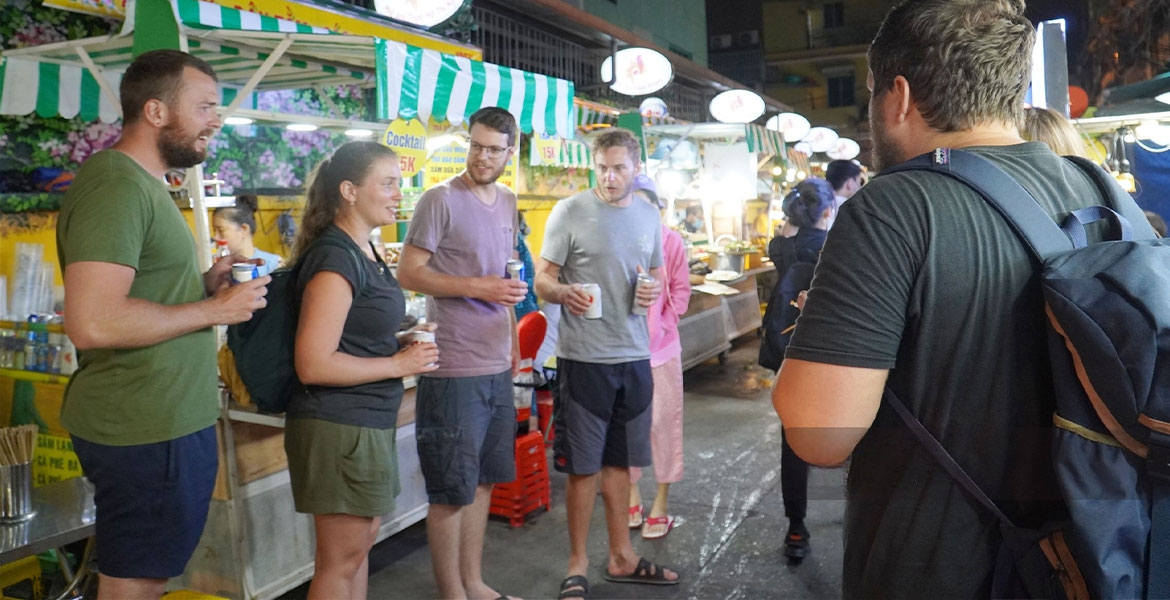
[0,477,95,565]
[0,477,96,600]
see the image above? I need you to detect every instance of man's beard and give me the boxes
[158,122,209,169]
[466,160,507,185]
[868,101,904,173]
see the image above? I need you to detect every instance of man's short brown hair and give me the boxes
[591,128,642,163]
[468,106,518,147]
[868,0,1033,132]
[121,50,218,126]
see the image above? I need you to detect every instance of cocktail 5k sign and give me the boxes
[383,119,429,177]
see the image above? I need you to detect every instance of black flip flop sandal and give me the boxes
[559,574,589,599]
[602,557,680,585]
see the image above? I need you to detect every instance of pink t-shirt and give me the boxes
[403,176,517,377]
[647,226,691,367]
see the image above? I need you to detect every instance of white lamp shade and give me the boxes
[826,137,860,160]
[801,127,839,153]
[765,112,811,143]
[601,48,674,96]
[709,89,765,123]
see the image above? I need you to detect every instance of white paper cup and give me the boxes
[581,283,602,319]
[410,330,435,345]
[231,263,257,283]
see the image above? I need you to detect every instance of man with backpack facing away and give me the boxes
[771,0,1156,597]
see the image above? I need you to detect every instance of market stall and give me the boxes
[641,122,787,370]
[0,1,576,597]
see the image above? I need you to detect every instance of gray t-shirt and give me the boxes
[403,175,517,377]
[541,189,663,364]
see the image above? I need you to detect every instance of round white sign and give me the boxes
[601,48,674,96]
[801,127,839,153]
[765,112,811,143]
[374,0,464,28]
[826,137,861,160]
[640,97,669,119]
[709,89,765,123]
[792,142,813,156]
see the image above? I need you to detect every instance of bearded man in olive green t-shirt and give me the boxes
[56,50,268,599]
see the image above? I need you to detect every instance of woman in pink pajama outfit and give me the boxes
[628,175,691,539]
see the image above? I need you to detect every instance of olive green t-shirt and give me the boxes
[56,150,218,446]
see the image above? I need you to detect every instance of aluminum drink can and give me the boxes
[506,259,525,282]
[631,273,655,316]
[232,263,258,283]
[581,283,602,319]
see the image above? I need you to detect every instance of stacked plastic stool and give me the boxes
[490,431,550,527]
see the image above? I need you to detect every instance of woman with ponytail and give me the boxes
[284,141,439,599]
[760,177,836,565]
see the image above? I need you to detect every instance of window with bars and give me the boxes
[823,2,845,29]
[827,74,855,107]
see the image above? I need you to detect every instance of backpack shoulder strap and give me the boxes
[1064,155,1131,212]
[883,386,1015,527]
[311,234,368,297]
[880,149,1074,261]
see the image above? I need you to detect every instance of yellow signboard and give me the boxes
[204,0,482,59]
[383,119,429,178]
[42,0,126,19]
[34,434,83,488]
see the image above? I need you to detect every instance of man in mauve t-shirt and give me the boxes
[771,0,1155,597]
[397,107,527,600]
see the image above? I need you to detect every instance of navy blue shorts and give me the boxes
[416,371,516,506]
[553,359,653,475]
[72,426,218,579]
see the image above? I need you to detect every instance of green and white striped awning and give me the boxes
[376,39,576,139]
[0,56,122,123]
[744,124,787,157]
[174,0,332,34]
[0,54,253,123]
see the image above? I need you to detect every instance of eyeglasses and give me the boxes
[469,142,511,158]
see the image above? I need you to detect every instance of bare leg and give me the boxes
[308,514,379,600]
[426,504,466,599]
[601,467,679,582]
[351,516,380,600]
[628,475,643,527]
[599,466,639,571]
[95,575,166,600]
[565,473,599,578]
[643,483,673,537]
[460,484,503,599]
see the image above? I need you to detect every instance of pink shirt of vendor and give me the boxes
[647,225,691,367]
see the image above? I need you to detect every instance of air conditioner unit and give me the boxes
[736,30,760,46]
[710,34,733,49]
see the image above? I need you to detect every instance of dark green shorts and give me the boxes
[285,418,399,517]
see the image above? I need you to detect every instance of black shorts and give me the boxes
[553,358,653,475]
[416,371,516,505]
[72,427,218,579]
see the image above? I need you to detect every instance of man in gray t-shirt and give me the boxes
[536,129,679,596]
[397,107,527,600]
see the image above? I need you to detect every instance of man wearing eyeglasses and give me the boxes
[398,106,527,600]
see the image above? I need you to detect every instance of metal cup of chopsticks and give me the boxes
[0,425,38,522]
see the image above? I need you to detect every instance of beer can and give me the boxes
[232,263,258,283]
[581,283,602,319]
[506,259,525,282]
[631,273,655,316]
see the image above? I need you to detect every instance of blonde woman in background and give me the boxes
[1022,106,1088,157]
